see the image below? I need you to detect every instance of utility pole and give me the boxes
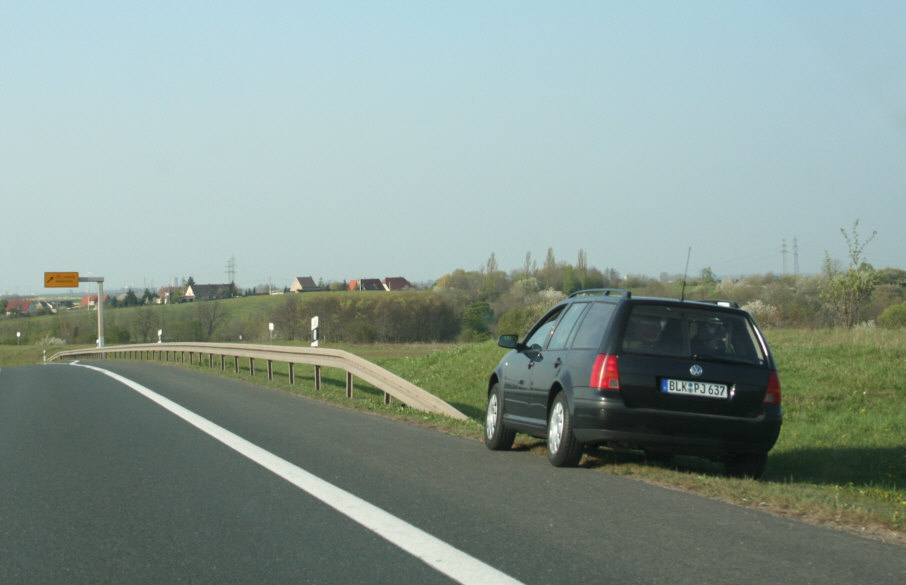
[793,237,800,276]
[226,254,237,284]
[781,239,788,275]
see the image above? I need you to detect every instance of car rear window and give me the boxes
[621,304,766,365]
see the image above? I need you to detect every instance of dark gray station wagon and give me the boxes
[484,289,782,478]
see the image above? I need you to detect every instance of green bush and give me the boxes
[877,301,906,328]
[496,301,550,337]
[460,301,493,341]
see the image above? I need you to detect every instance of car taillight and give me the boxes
[764,371,782,406]
[590,354,620,390]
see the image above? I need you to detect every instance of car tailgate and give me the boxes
[618,354,770,418]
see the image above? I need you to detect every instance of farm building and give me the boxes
[183,284,236,301]
[348,278,385,291]
[79,295,109,308]
[290,276,319,292]
[382,277,413,291]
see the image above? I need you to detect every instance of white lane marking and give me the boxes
[74,363,525,585]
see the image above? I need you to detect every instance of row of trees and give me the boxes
[3,265,903,347]
[2,293,462,346]
[447,222,906,332]
[3,222,904,346]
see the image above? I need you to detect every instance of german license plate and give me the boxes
[661,378,728,399]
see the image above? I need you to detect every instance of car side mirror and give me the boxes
[498,334,519,350]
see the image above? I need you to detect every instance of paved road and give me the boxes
[1,361,903,584]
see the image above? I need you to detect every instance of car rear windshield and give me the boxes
[620,304,767,365]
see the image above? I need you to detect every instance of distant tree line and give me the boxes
[4,224,906,346]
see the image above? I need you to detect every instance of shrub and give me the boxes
[877,302,906,328]
[496,301,549,337]
[460,301,493,341]
[742,299,779,327]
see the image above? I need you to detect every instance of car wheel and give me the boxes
[485,383,515,450]
[547,393,583,467]
[725,453,767,479]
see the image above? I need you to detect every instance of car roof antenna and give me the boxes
[680,246,692,302]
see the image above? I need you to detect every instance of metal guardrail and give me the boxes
[48,342,468,421]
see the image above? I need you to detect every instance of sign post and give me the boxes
[44,272,105,347]
[79,276,105,348]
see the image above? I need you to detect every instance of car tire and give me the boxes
[485,383,515,450]
[547,392,583,467]
[725,453,767,479]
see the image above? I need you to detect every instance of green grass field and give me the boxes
[3,328,904,544]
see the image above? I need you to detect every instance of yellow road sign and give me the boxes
[44,272,80,288]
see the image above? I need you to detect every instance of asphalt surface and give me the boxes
[1,361,903,584]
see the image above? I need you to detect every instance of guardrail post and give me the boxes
[234,356,239,373]
[220,355,225,371]
[346,371,354,398]
[249,357,255,376]
[315,365,321,390]
[267,360,273,381]
[288,363,295,385]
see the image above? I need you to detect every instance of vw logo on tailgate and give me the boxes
[689,364,704,377]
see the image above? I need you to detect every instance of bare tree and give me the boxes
[133,306,160,342]
[273,294,303,341]
[196,301,227,341]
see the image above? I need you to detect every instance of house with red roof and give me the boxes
[348,278,385,291]
[80,294,109,308]
[348,277,414,291]
[4,299,43,316]
[382,277,413,291]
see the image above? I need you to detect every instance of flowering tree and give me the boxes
[820,220,879,328]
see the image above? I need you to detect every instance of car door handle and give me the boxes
[554,357,562,368]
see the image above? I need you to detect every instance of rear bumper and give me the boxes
[571,393,782,457]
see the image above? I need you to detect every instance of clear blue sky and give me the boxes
[3,1,904,294]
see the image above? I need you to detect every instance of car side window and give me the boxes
[523,307,564,350]
[547,303,588,350]
[570,302,616,349]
